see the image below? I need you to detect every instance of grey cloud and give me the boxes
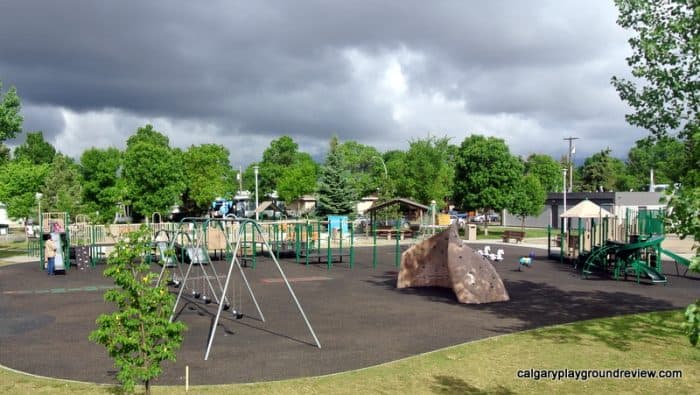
[0,0,641,164]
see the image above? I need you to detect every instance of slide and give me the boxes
[630,260,667,284]
[616,235,665,253]
[659,247,690,267]
[51,232,66,272]
[156,241,176,267]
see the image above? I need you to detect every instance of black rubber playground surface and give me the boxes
[1,244,698,386]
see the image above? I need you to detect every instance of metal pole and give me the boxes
[563,136,579,192]
[372,222,377,268]
[562,168,567,232]
[374,155,388,178]
[562,168,567,261]
[251,221,321,349]
[395,220,400,267]
[350,225,354,268]
[254,165,259,221]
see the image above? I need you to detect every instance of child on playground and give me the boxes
[45,234,57,275]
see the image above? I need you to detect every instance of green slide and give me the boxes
[660,247,692,276]
[629,260,667,284]
[659,247,690,267]
[617,235,665,252]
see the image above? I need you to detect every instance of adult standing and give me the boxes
[45,234,57,275]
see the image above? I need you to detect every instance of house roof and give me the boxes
[254,200,286,215]
[365,198,430,213]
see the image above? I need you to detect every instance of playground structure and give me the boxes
[26,212,70,272]
[27,209,449,273]
[547,204,691,284]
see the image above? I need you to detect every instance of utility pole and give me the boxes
[563,136,579,192]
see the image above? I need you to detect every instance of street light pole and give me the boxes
[253,165,259,221]
[374,155,388,178]
[563,136,578,192]
[35,192,43,221]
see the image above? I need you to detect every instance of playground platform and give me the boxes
[0,244,698,386]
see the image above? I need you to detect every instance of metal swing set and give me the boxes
[163,217,321,360]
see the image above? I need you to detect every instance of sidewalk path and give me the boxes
[466,235,696,260]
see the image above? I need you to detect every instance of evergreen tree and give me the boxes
[316,137,355,217]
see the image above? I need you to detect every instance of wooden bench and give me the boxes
[375,229,413,240]
[502,230,525,243]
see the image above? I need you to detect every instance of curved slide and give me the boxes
[616,235,665,253]
[629,260,667,283]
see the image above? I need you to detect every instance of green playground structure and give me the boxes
[548,206,692,284]
[26,212,424,272]
[581,235,668,284]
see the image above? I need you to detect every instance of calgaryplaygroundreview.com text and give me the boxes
[516,368,683,381]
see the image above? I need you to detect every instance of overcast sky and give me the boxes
[0,1,646,166]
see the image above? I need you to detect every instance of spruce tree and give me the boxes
[316,137,356,217]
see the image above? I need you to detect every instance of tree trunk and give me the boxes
[521,217,525,232]
[145,379,150,395]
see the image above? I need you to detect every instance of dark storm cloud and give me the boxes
[20,105,66,140]
[0,0,639,162]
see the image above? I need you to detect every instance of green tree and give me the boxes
[41,154,83,215]
[335,141,385,199]
[258,136,300,196]
[0,143,9,166]
[626,136,685,190]
[524,153,562,192]
[611,0,699,141]
[0,159,49,221]
[81,147,124,223]
[679,130,700,187]
[0,81,23,143]
[665,186,700,346]
[578,148,634,192]
[182,144,235,215]
[316,137,355,217]
[89,226,186,394]
[14,131,57,165]
[123,125,185,219]
[382,150,407,200]
[612,0,700,346]
[276,153,318,203]
[508,174,546,230]
[246,136,319,203]
[395,135,455,207]
[453,135,523,233]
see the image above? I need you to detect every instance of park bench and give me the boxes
[299,248,351,264]
[375,228,413,240]
[502,230,525,243]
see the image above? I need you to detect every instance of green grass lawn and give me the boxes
[1,310,697,394]
[0,239,27,260]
